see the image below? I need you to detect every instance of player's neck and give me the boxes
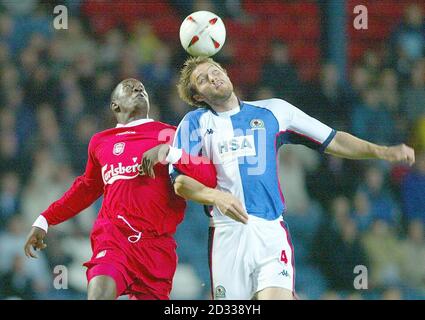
[209,93,239,113]
[117,113,148,125]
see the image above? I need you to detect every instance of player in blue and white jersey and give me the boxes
[147,57,415,300]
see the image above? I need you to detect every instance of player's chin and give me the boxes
[215,85,231,96]
[221,88,233,100]
[134,99,149,111]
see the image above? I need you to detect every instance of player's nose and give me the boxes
[208,73,218,84]
[134,84,145,94]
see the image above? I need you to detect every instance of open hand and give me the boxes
[24,227,47,258]
[214,191,249,224]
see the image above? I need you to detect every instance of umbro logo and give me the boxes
[116,131,136,136]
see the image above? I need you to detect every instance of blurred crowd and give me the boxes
[0,1,424,300]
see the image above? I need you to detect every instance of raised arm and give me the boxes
[263,99,415,166]
[325,131,415,165]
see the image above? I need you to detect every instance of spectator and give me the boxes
[98,28,125,68]
[278,145,319,215]
[357,166,400,227]
[130,22,163,66]
[306,63,351,130]
[91,71,115,113]
[23,64,57,107]
[381,287,404,300]
[260,40,300,104]
[174,201,210,299]
[321,216,368,292]
[161,86,191,126]
[0,255,35,300]
[0,216,51,293]
[7,88,36,151]
[140,44,174,104]
[390,3,425,63]
[313,196,351,284]
[362,50,382,79]
[68,115,99,173]
[351,191,374,232]
[402,58,425,125]
[379,68,400,114]
[361,219,403,289]
[0,172,20,230]
[399,220,425,293]
[307,156,359,207]
[345,65,371,106]
[0,63,20,95]
[352,87,395,145]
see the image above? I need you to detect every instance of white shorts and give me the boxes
[208,215,295,300]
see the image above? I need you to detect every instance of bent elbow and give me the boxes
[173,176,187,198]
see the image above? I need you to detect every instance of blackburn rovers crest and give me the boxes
[250,119,265,130]
[113,142,125,155]
[215,285,226,299]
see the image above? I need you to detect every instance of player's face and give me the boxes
[191,62,233,105]
[116,78,149,114]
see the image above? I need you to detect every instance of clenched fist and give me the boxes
[384,144,415,166]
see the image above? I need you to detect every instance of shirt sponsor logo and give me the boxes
[113,142,125,155]
[101,157,142,185]
[217,135,256,160]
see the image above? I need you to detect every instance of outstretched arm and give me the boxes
[325,131,415,165]
[173,175,248,224]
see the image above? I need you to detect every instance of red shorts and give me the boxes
[83,218,177,300]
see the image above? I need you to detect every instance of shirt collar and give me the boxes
[212,98,243,117]
[115,118,154,128]
[216,106,240,117]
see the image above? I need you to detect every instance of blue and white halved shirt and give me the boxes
[172,98,336,224]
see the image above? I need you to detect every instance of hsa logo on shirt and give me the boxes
[217,135,256,160]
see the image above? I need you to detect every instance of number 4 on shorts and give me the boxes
[280,250,288,264]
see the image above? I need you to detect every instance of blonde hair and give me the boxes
[177,56,226,108]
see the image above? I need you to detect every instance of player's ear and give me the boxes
[110,102,120,113]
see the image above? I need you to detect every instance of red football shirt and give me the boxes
[41,119,216,236]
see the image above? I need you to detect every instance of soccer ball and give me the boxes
[179,11,226,57]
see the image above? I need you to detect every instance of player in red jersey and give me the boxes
[23,78,247,300]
